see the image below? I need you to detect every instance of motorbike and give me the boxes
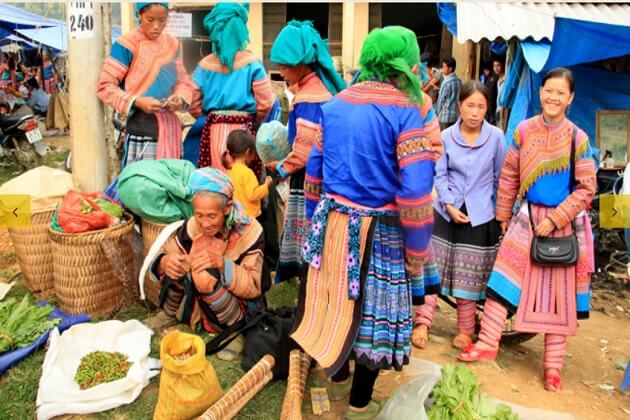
[0,113,46,170]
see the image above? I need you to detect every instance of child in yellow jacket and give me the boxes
[223,130,272,218]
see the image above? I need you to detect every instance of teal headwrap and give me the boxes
[359,26,423,104]
[188,167,250,232]
[135,2,169,16]
[203,3,250,70]
[270,20,346,95]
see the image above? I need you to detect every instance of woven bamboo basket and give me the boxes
[49,214,136,317]
[8,210,55,298]
[141,219,168,307]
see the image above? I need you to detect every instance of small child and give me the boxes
[222,129,272,218]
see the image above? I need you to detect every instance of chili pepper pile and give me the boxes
[0,295,60,354]
[74,351,132,390]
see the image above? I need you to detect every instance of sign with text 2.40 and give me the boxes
[68,2,95,40]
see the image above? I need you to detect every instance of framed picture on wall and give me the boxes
[596,110,630,168]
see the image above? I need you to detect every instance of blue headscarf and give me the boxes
[135,2,169,16]
[270,20,346,95]
[203,3,250,70]
[188,167,250,231]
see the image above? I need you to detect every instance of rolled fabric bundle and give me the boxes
[198,355,275,420]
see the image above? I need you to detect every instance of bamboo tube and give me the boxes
[280,350,312,419]
[199,355,275,420]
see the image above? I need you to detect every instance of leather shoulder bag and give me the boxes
[529,127,579,266]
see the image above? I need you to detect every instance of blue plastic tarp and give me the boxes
[522,18,630,73]
[436,3,457,36]
[15,25,122,52]
[0,3,61,30]
[0,303,90,375]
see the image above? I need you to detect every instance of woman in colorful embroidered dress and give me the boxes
[413,81,506,350]
[149,167,266,335]
[269,20,346,283]
[188,3,274,170]
[458,68,596,393]
[97,2,194,167]
[291,27,440,418]
[40,51,59,95]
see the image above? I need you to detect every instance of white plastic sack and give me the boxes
[36,320,160,420]
[0,166,74,212]
[376,358,442,420]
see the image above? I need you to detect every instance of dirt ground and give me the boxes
[301,281,630,420]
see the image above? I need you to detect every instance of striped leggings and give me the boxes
[415,294,477,336]
[478,299,568,371]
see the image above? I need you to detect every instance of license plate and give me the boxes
[25,128,42,144]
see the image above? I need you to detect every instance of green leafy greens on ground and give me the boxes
[74,351,132,389]
[428,364,519,420]
[0,294,60,353]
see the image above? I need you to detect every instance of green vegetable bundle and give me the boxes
[75,351,132,389]
[428,365,519,420]
[0,294,60,353]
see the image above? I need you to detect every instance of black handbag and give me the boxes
[528,127,579,267]
[205,307,298,379]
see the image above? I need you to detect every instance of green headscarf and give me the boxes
[203,3,250,70]
[270,20,346,95]
[359,26,423,104]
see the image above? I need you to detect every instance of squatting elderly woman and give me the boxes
[458,68,596,393]
[97,2,194,166]
[149,168,267,339]
[291,26,441,418]
[188,2,274,169]
[268,20,346,283]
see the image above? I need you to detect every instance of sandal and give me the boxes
[452,333,473,350]
[411,325,429,349]
[544,371,563,392]
[344,400,381,420]
[457,343,498,362]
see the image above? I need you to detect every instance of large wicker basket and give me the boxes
[141,219,168,307]
[49,214,136,317]
[8,210,55,298]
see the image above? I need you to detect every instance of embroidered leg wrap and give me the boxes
[414,294,437,328]
[456,298,477,336]
[543,334,567,371]
[478,298,508,349]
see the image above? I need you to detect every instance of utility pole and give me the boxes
[67,1,108,191]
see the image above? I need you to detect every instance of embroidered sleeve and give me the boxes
[396,122,436,274]
[220,239,264,299]
[96,42,136,114]
[547,131,596,229]
[495,126,522,221]
[304,130,324,220]
[251,62,275,125]
[418,94,443,161]
[149,233,183,282]
[494,130,508,193]
[278,103,323,177]
[172,56,195,105]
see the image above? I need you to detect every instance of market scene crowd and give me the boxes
[4,1,627,419]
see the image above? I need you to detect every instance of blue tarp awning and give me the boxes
[522,18,630,73]
[0,3,61,30]
[15,26,122,52]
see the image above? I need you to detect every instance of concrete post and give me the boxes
[67,2,109,191]
[247,3,263,60]
[342,3,369,72]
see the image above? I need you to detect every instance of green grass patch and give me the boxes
[0,271,301,418]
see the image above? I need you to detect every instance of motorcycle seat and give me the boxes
[0,114,33,130]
